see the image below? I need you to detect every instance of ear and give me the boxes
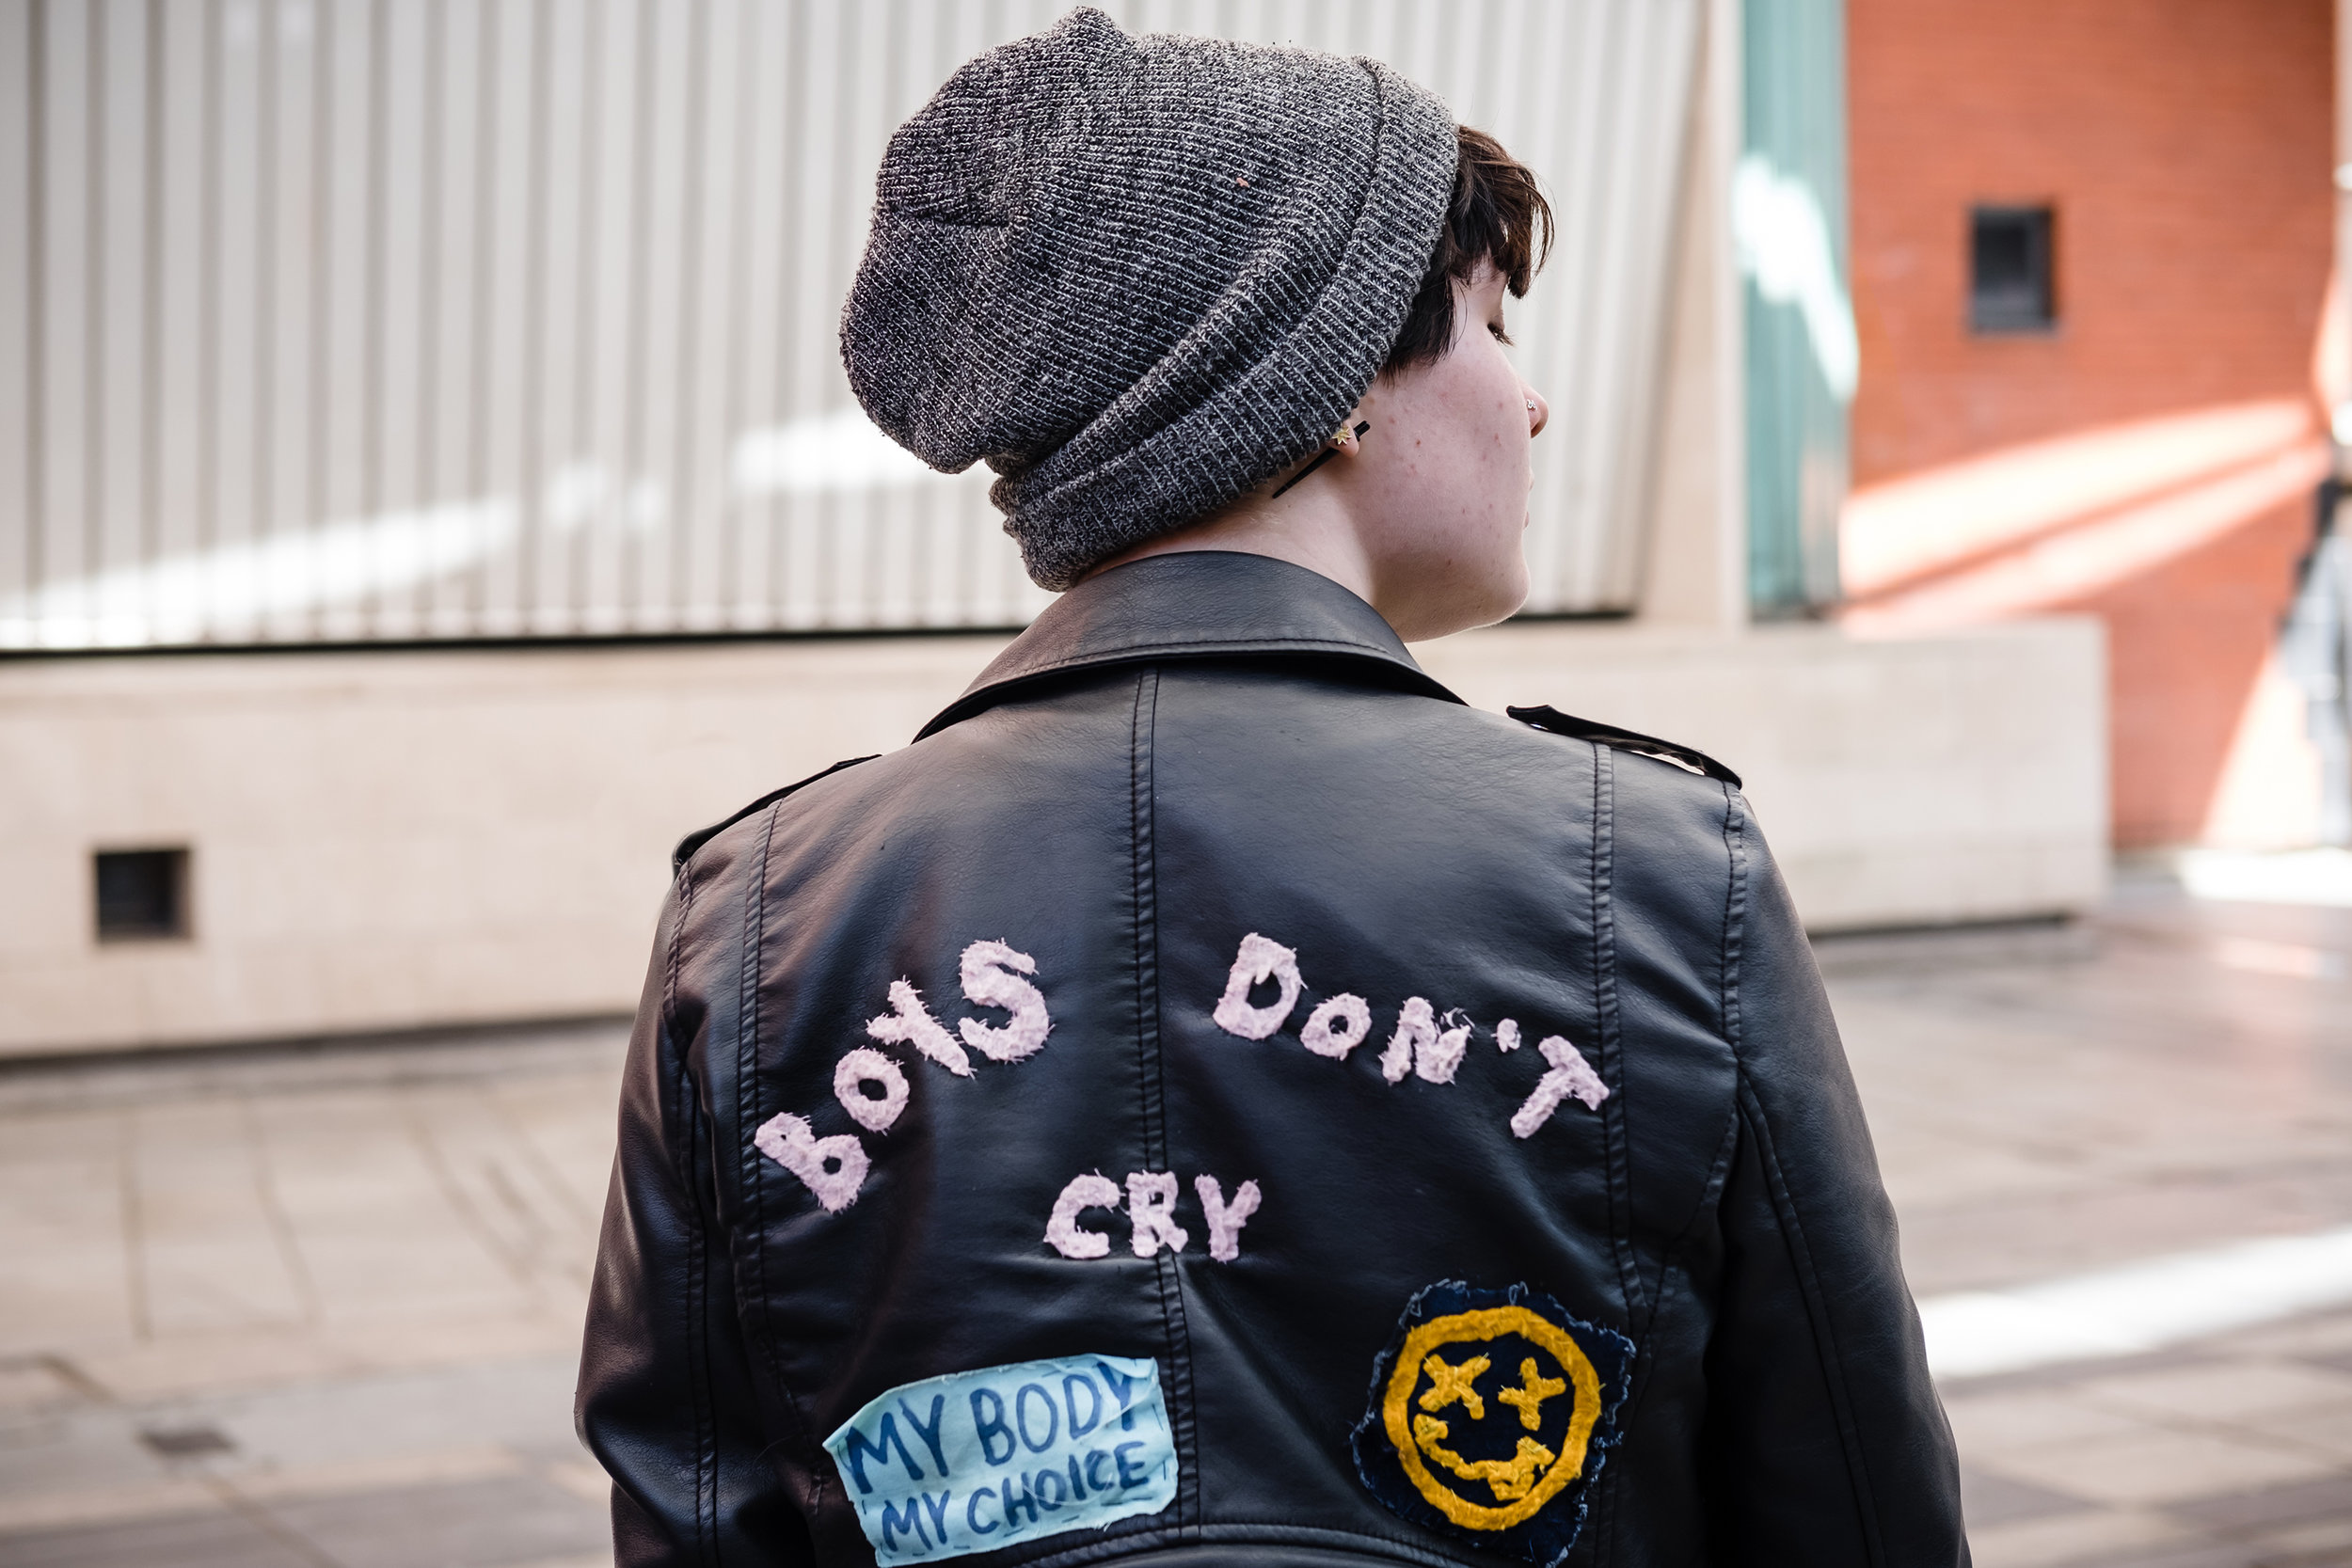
[1328,388,1377,458]
[1265,412,1373,500]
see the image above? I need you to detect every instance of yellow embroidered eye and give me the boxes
[1419,1353,1490,1419]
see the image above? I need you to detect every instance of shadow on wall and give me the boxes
[1837,396,2328,847]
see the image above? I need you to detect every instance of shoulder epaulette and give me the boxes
[671,754,880,873]
[1506,705,1741,790]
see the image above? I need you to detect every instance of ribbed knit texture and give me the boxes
[840,8,1457,591]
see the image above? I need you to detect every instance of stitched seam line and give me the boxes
[724,813,767,1559]
[1588,744,1629,1568]
[659,864,720,1560]
[1592,743,1638,1316]
[1614,1110,1739,1528]
[1004,633,1404,673]
[1129,666,1200,1535]
[736,802,831,1518]
[662,862,720,1563]
[1004,1518,1480,1568]
[923,645,1462,738]
[1659,1111,1741,1303]
[685,1072,721,1564]
[963,641,1434,698]
[1719,783,1745,1057]
[674,753,876,873]
[1733,1082,1886,1562]
[739,802,772,1380]
[1720,793,1890,1567]
[663,860,692,1051]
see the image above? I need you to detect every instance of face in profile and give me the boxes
[1352,261,1549,642]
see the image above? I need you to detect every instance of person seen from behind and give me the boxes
[579,10,1968,1565]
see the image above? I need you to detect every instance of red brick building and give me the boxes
[1842,0,2336,845]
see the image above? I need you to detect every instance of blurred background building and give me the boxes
[1843,0,2340,853]
[9,0,2335,1058]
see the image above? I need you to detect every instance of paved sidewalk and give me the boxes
[1830,872,2352,1568]
[0,1029,622,1568]
[2,868,2349,1567]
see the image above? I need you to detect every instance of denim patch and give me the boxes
[824,1354,1177,1565]
[1350,1282,1634,1567]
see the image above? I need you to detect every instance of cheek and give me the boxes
[1484,364,1530,450]
[1377,346,1528,516]
[1439,352,1528,462]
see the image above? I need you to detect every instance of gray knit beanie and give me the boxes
[841,8,1458,591]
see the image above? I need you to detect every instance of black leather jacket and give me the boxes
[580,551,1966,1568]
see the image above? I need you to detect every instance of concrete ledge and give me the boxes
[1421,615,2110,931]
[0,636,1011,1057]
[0,614,2105,1055]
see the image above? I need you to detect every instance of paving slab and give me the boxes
[2,871,2350,1565]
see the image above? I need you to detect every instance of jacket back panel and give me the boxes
[671,658,1747,1565]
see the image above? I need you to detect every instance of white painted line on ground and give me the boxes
[2210,935,2346,980]
[2177,848,2352,909]
[1920,1225,2352,1380]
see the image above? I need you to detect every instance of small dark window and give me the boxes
[95,847,190,942]
[1970,206,2056,332]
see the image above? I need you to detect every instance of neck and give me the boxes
[1089,483,1380,610]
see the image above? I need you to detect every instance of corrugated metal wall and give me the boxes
[0,0,1698,650]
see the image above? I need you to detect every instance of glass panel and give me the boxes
[1739,0,1853,619]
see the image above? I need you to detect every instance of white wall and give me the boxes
[1421,617,2109,928]
[0,616,2105,1058]
[0,636,1000,1056]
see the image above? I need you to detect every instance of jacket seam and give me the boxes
[1720,792,1892,1567]
[1590,743,1639,1320]
[1599,1251,1685,1564]
[1588,742,1629,1568]
[1614,1107,1740,1468]
[663,858,692,1077]
[685,1062,722,1565]
[1718,784,1743,1064]
[672,753,877,873]
[736,800,834,1522]
[1002,1519,1479,1568]
[1660,1110,1740,1302]
[661,861,721,1563]
[738,801,771,1426]
[1130,665,1200,1536]
[1602,1108,1737,1568]
[1730,1085,1887,1561]
[1006,632,1406,673]
[923,644,1461,738]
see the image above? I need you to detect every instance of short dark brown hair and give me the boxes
[1382,127,1554,373]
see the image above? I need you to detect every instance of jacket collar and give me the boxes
[917,551,1467,739]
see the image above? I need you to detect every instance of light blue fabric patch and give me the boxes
[823,1353,1177,1565]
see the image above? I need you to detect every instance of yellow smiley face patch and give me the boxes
[1350,1283,1633,1564]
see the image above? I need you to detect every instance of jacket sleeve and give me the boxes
[577,872,816,1567]
[1698,798,1968,1566]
